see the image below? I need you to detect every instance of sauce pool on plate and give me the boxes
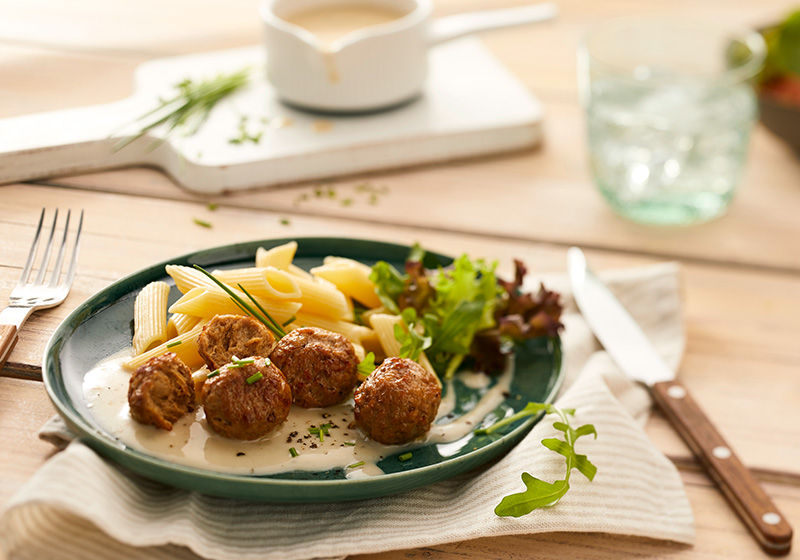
[83,351,513,478]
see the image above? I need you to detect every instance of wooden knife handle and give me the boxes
[0,324,19,372]
[652,380,793,555]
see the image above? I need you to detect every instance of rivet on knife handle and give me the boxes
[0,324,19,371]
[652,380,793,555]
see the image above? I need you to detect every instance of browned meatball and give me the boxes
[128,352,195,431]
[270,327,358,408]
[197,314,275,371]
[201,356,291,440]
[354,357,441,445]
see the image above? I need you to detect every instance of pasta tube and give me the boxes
[289,311,374,344]
[132,281,170,355]
[167,313,203,338]
[165,265,216,294]
[255,241,297,269]
[168,287,301,324]
[310,257,381,308]
[123,322,207,371]
[209,267,301,300]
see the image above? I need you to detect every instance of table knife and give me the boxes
[567,247,793,556]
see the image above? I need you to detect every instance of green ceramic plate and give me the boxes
[43,237,563,503]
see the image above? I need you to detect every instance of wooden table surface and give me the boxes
[2,0,800,558]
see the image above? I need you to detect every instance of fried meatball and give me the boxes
[128,352,195,431]
[354,357,441,445]
[270,327,358,408]
[197,314,275,370]
[201,356,291,440]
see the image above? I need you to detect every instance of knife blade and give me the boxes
[567,247,793,556]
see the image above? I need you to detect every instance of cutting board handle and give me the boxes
[0,97,154,185]
[652,380,793,555]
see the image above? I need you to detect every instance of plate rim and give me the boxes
[42,236,565,502]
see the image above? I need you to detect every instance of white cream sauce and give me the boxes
[282,4,408,46]
[83,351,513,477]
[280,4,409,84]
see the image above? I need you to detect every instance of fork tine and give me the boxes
[33,209,59,286]
[17,208,46,287]
[48,209,72,288]
[60,209,84,289]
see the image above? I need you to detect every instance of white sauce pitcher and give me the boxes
[261,0,557,112]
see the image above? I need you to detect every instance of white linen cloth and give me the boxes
[0,263,694,560]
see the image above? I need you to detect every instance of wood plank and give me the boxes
[0,377,59,505]
[1,184,799,480]
[36,97,800,273]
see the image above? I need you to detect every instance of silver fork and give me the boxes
[0,209,84,371]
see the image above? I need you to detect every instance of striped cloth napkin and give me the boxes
[0,262,694,560]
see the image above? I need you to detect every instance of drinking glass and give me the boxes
[579,17,766,225]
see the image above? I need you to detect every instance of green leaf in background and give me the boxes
[776,11,800,75]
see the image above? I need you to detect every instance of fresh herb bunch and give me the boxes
[115,67,251,151]
[476,402,597,516]
[369,245,563,378]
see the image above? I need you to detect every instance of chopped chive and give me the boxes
[344,441,356,446]
[308,427,324,441]
[207,202,219,211]
[398,452,413,462]
[166,340,182,348]
[320,423,330,435]
[246,372,263,384]
[282,315,296,327]
[232,357,255,365]
[289,447,298,458]
[347,461,365,469]
[193,218,212,228]
[207,369,220,378]
[280,218,291,226]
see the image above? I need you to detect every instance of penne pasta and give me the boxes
[351,342,366,363]
[209,267,302,300]
[167,313,203,337]
[287,263,313,279]
[311,257,382,308]
[290,274,354,321]
[132,281,170,355]
[255,241,297,269]
[289,311,374,344]
[123,322,207,371]
[358,328,386,364]
[165,265,217,294]
[168,287,301,324]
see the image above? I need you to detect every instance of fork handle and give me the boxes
[0,324,19,371]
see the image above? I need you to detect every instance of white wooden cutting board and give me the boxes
[0,38,543,194]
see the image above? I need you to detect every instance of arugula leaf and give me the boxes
[495,474,569,517]
[476,402,597,517]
